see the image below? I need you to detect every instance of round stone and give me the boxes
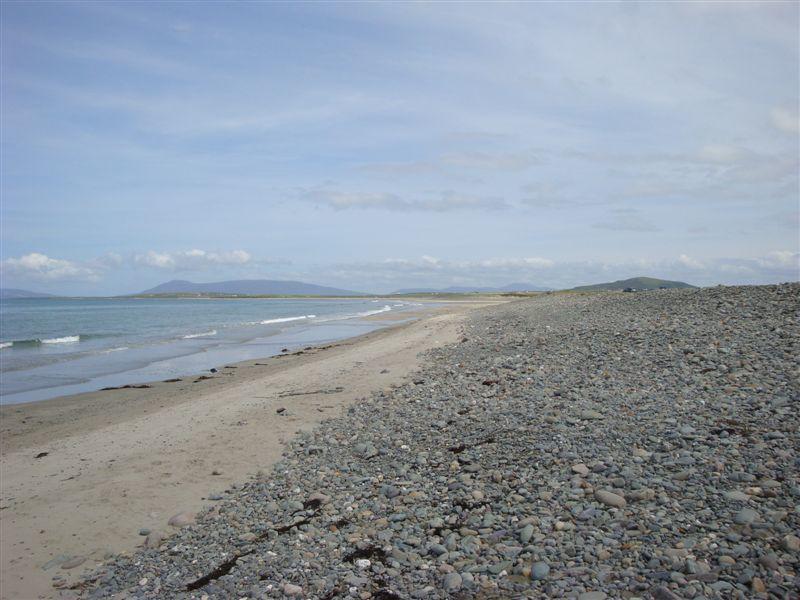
[531,561,550,580]
[283,583,303,596]
[520,523,535,544]
[594,489,626,509]
[724,490,750,502]
[443,572,462,592]
[782,534,800,552]
[167,512,196,528]
[572,463,590,476]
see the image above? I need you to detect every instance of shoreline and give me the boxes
[0,301,497,599]
[0,305,457,454]
[0,298,506,406]
[0,299,445,406]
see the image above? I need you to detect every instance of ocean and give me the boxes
[0,297,420,404]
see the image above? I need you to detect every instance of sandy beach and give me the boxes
[0,302,498,599]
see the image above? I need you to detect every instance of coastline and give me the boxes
[0,298,455,406]
[0,301,497,600]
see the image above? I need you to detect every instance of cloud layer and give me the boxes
[297,189,508,212]
[1,253,100,281]
[134,249,252,270]
[594,209,660,233]
[323,252,799,292]
[0,3,797,294]
[2,249,796,292]
[2,249,256,283]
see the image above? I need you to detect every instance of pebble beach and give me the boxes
[78,284,798,599]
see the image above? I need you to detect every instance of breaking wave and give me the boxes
[259,314,317,325]
[314,305,394,323]
[41,335,81,344]
[1,334,82,347]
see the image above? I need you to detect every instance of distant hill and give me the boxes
[393,283,551,294]
[0,288,56,299]
[137,279,368,296]
[571,277,695,292]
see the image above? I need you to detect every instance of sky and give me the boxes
[1,1,798,295]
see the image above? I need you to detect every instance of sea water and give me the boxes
[0,297,419,404]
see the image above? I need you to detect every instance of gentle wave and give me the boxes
[314,305,393,323]
[1,304,402,355]
[359,304,392,317]
[41,335,80,344]
[182,330,217,339]
[259,314,316,325]
[103,346,130,353]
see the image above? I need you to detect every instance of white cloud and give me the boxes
[677,254,705,269]
[312,191,403,210]
[476,257,554,269]
[435,192,508,211]
[520,183,576,208]
[594,209,661,232]
[440,151,541,171]
[621,181,681,199]
[298,188,508,212]
[725,155,799,185]
[90,252,124,269]
[572,144,785,171]
[618,145,798,204]
[770,106,800,134]
[316,250,798,292]
[134,249,252,270]
[193,249,251,264]
[696,144,750,164]
[363,150,540,179]
[756,250,799,269]
[1,252,100,281]
[325,255,556,290]
[136,251,174,269]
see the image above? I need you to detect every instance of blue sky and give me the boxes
[1,1,798,294]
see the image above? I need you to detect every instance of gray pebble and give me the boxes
[734,508,758,525]
[443,572,462,592]
[531,561,550,580]
[70,284,800,600]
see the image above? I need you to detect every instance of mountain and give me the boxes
[392,283,551,294]
[137,279,368,296]
[0,288,56,299]
[571,277,695,292]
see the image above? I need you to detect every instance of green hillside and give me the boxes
[571,277,695,292]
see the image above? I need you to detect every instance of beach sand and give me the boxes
[0,302,497,599]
